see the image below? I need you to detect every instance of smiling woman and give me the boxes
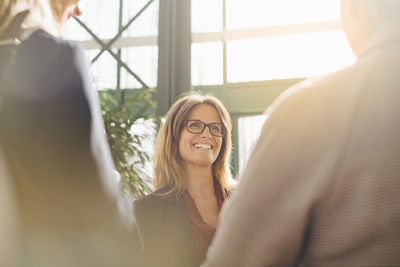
[134,92,235,267]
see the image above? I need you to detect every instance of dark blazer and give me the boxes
[0,29,137,266]
[134,185,198,267]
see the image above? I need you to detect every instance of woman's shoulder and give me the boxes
[33,30,81,50]
[2,29,90,99]
[133,185,178,225]
[134,185,175,206]
[12,29,88,86]
[21,29,88,73]
[21,30,81,58]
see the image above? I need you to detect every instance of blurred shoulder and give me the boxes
[263,64,360,122]
[20,29,88,71]
[1,29,91,97]
[29,29,83,54]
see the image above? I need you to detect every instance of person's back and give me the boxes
[301,3,400,263]
[296,27,400,265]
[0,10,138,267]
[202,0,400,266]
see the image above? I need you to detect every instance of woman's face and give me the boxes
[178,104,223,170]
[52,0,82,26]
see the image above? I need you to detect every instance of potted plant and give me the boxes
[99,88,158,200]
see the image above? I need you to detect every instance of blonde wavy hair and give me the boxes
[153,92,233,199]
[0,0,65,37]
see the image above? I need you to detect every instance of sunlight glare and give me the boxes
[227,0,341,29]
[227,30,356,82]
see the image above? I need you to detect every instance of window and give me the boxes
[65,0,159,90]
[238,114,267,173]
[227,30,354,82]
[192,42,223,86]
[192,0,356,175]
[191,0,355,85]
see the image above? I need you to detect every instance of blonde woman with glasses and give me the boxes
[134,92,235,267]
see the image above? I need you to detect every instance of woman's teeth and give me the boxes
[194,143,212,149]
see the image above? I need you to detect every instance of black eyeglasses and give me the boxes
[184,120,225,137]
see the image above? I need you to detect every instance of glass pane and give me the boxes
[122,0,159,37]
[238,114,267,173]
[192,42,223,86]
[87,50,118,90]
[192,0,222,33]
[227,30,356,82]
[65,17,92,41]
[120,46,158,89]
[227,0,340,30]
[65,0,119,40]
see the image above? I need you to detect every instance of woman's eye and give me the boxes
[189,122,202,130]
[210,125,220,133]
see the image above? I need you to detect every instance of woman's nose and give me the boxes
[201,126,213,138]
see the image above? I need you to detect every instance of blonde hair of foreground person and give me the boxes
[153,92,234,198]
[0,0,76,37]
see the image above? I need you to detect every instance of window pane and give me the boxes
[238,114,267,173]
[192,42,223,86]
[65,18,92,41]
[120,46,158,89]
[65,0,120,40]
[122,0,159,37]
[192,0,222,33]
[87,50,118,90]
[227,30,356,82]
[227,0,340,30]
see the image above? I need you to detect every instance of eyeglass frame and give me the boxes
[183,120,225,137]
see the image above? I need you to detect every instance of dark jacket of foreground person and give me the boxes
[0,28,140,266]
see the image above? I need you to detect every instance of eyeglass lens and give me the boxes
[186,120,224,136]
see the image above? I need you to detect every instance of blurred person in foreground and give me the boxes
[0,0,138,266]
[202,0,400,266]
[134,93,235,267]
[0,147,20,267]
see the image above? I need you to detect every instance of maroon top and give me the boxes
[183,179,225,265]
